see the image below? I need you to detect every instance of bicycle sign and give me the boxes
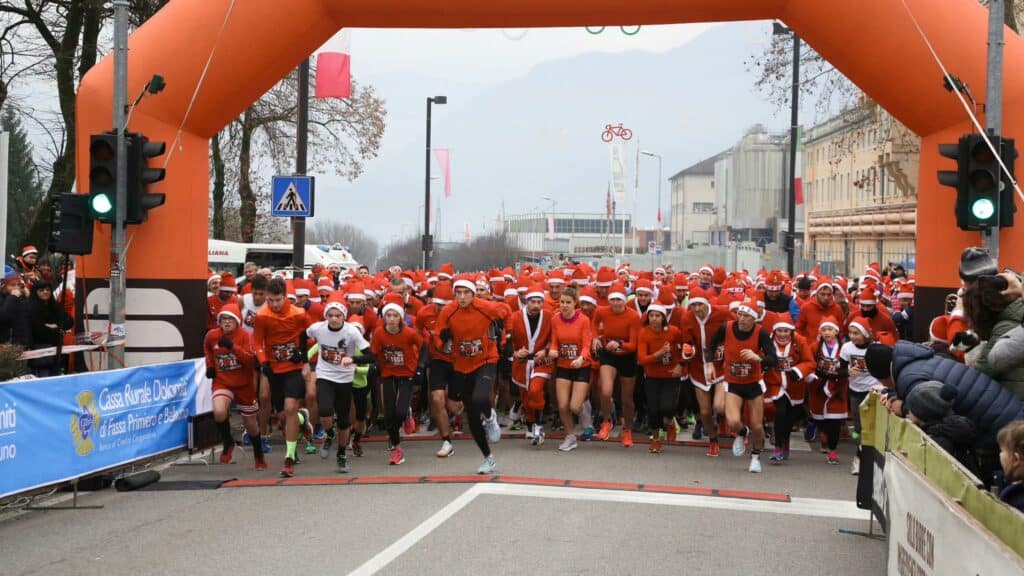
[601,123,633,143]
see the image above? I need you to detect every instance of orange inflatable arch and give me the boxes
[76,0,1024,362]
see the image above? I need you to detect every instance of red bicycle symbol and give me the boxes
[601,123,633,142]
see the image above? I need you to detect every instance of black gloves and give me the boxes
[487,319,504,341]
[218,337,233,350]
[289,349,305,364]
[205,366,216,380]
[951,332,980,350]
[260,363,274,377]
[439,328,452,344]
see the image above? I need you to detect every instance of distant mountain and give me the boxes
[312,23,788,246]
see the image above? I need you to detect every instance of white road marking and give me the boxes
[347,482,865,575]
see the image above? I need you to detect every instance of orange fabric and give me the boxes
[207,293,238,330]
[204,327,256,390]
[681,306,731,386]
[722,321,766,385]
[252,300,310,373]
[415,303,451,363]
[592,305,642,355]
[637,325,686,379]
[549,311,594,369]
[436,299,507,374]
[370,325,423,378]
[507,309,555,384]
[762,334,815,404]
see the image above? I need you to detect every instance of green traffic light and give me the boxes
[970,197,995,221]
[90,193,113,215]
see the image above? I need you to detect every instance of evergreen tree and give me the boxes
[1,106,44,259]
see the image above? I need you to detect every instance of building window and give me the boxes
[692,202,715,213]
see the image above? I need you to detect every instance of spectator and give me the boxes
[866,341,1024,486]
[997,421,1024,513]
[27,280,72,377]
[905,380,980,476]
[0,267,33,347]
[963,272,1024,401]
[13,245,40,286]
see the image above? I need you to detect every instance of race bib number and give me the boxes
[320,345,345,365]
[243,309,256,328]
[659,352,673,366]
[776,355,793,371]
[712,345,725,362]
[216,353,241,372]
[458,339,484,358]
[850,356,867,371]
[818,357,839,376]
[271,342,296,362]
[729,362,753,378]
[383,345,405,367]
[559,343,580,360]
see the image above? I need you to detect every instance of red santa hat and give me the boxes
[345,282,367,301]
[453,274,477,294]
[207,272,222,289]
[219,272,237,293]
[897,283,915,300]
[657,287,676,308]
[864,262,882,282]
[525,283,546,301]
[687,296,710,308]
[859,284,877,305]
[21,245,38,257]
[217,303,242,324]
[929,316,949,343]
[579,286,598,306]
[317,277,335,294]
[735,297,758,319]
[766,270,785,291]
[595,267,617,287]
[381,302,405,320]
[285,280,296,300]
[698,264,714,276]
[546,272,566,286]
[438,263,455,280]
[848,317,872,340]
[608,282,627,302]
[811,276,833,296]
[571,268,590,286]
[647,303,668,318]
[772,320,796,332]
[488,268,505,284]
[633,279,654,294]
[323,300,348,319]
[819,315,841,333]
[432,281,454,304]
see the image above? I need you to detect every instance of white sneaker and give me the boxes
[732,431,747,457]
[477,456,496,475]
[485,409,501,444]
[559,434,578,452]
[748,453,762,473]
[532,425,545,446]
[436,440,455,458]
[850,456,860,476]
[508,403,521,424]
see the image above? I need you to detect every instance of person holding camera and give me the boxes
[963,271,1024,401]
[28,280,72,377]
[0,267,33,348]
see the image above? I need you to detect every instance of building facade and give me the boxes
[668,153,724,249]
[504,212,633,255]
[802,105,919,276]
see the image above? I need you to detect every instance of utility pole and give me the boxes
[293,58,309,274]
[985,0,1004,260]
[786,31,800,276]
[108,0,129,369]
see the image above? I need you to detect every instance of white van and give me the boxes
[208,239,360,277]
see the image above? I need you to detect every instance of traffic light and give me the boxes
[88,133,117,223]
[125,133,166,224]
[937,133,1016,231]
[48,193,94,255]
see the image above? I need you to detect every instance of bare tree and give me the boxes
[306,220,379,264]
[380,233,522,272]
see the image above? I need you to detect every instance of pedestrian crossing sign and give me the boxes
[271,176,314,217]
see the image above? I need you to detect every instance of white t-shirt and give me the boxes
[240,293,263,334]
[306,321,369,383]
[840,341,879,393]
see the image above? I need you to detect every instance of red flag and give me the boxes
[315,30,351,99]
[606,183,612,217]
[434,148,451,198]
[657,206,662,224]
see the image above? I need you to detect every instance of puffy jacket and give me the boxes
[920,415,980,477]
[975,298,1024,401]
[891,341,1023,444]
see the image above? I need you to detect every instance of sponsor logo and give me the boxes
[71,391,101,456]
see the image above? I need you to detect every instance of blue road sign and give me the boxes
[271,176,314,217]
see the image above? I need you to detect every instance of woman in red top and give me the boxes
[591,284,642,446]
[370,303,423,466]
[548,287,593,452]
[205,303,264,469]
[637,304,693,453]
[761,321,815,463]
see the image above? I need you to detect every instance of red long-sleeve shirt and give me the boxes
[252,300,310,374]
[436,298,508,374]
[549,310,594,369]
[371,325,423,378]
[415,303,452,363]
[637,325,690,379]
[204,327,257,389]
[592,305,641,356]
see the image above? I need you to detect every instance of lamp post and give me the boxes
[641,150,663,251]
[424,95,447,270]
[542,195,557,255]
[774,21,800,276]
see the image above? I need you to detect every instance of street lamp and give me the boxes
[774,21,800,276]
[641,150,663,250]
[541,195,557,253]
[424,95,447,270]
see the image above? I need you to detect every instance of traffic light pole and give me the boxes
[985,0,1004,260]
[293,58,309,274]
[108,0,129,369]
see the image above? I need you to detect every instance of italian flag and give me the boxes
[315,29,352,99]
[794,125,804,205]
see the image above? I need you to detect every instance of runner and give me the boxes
[347,316,371,459]
[239,274,271,453]
[370,300,424,466]
[415,281,459,458]
[762,321,815,464]
[507,283,554,446]
[681,295,731,455]
[637,303,693,453]
[808,316,850,465]
[841,317,878,474]
[307,301,375,473]
[549,287,594,452]
[592,283,642,446]
[252,278,313,478]
[437,276,509,472]
[204,303,265,470]
[707,298,776,473]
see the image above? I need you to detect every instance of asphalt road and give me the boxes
[0,429,885,576]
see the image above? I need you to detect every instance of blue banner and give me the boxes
[0,359,205,499]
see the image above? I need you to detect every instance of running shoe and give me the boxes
[320,428,336,459]
[508,403,521,427]
[850,455,860,476]
[649,438,662,454]
[485,409,502,444]
[352,437,364,457]
[803,420,817,442]
[732,431,747,457]
[510,420,523,431]
[706,440,720,457]
[261,435,272,454]
[631,418,645,433]
[691,420,704,441]
[686,413,696,427]
[827,450,839,465]
[337,453,350,474]
[436,440,455,458]
[219,443,235,465]
[254,452,267,471]
[748,454,762,474]
[298,408,314,439]
[558,434,578,452]
[622,429,633,448]
[532,425,545,446]
[403,413,417,435]
[580,426,594,442]
[770,448,786,463]
[851,430,861,442]
[477,456,497,475]
[389,446,405,465]
[597,420,613,441]
[304,439,317,455]
[241,430,252,446]
[280,457,295,477]
[313,428,326,444]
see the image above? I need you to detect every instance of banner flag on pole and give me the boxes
[547,215,556,240]
[433,148,452,198]
[315,29,352,99]
[610,141,627,204]
[795,125,804,205]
